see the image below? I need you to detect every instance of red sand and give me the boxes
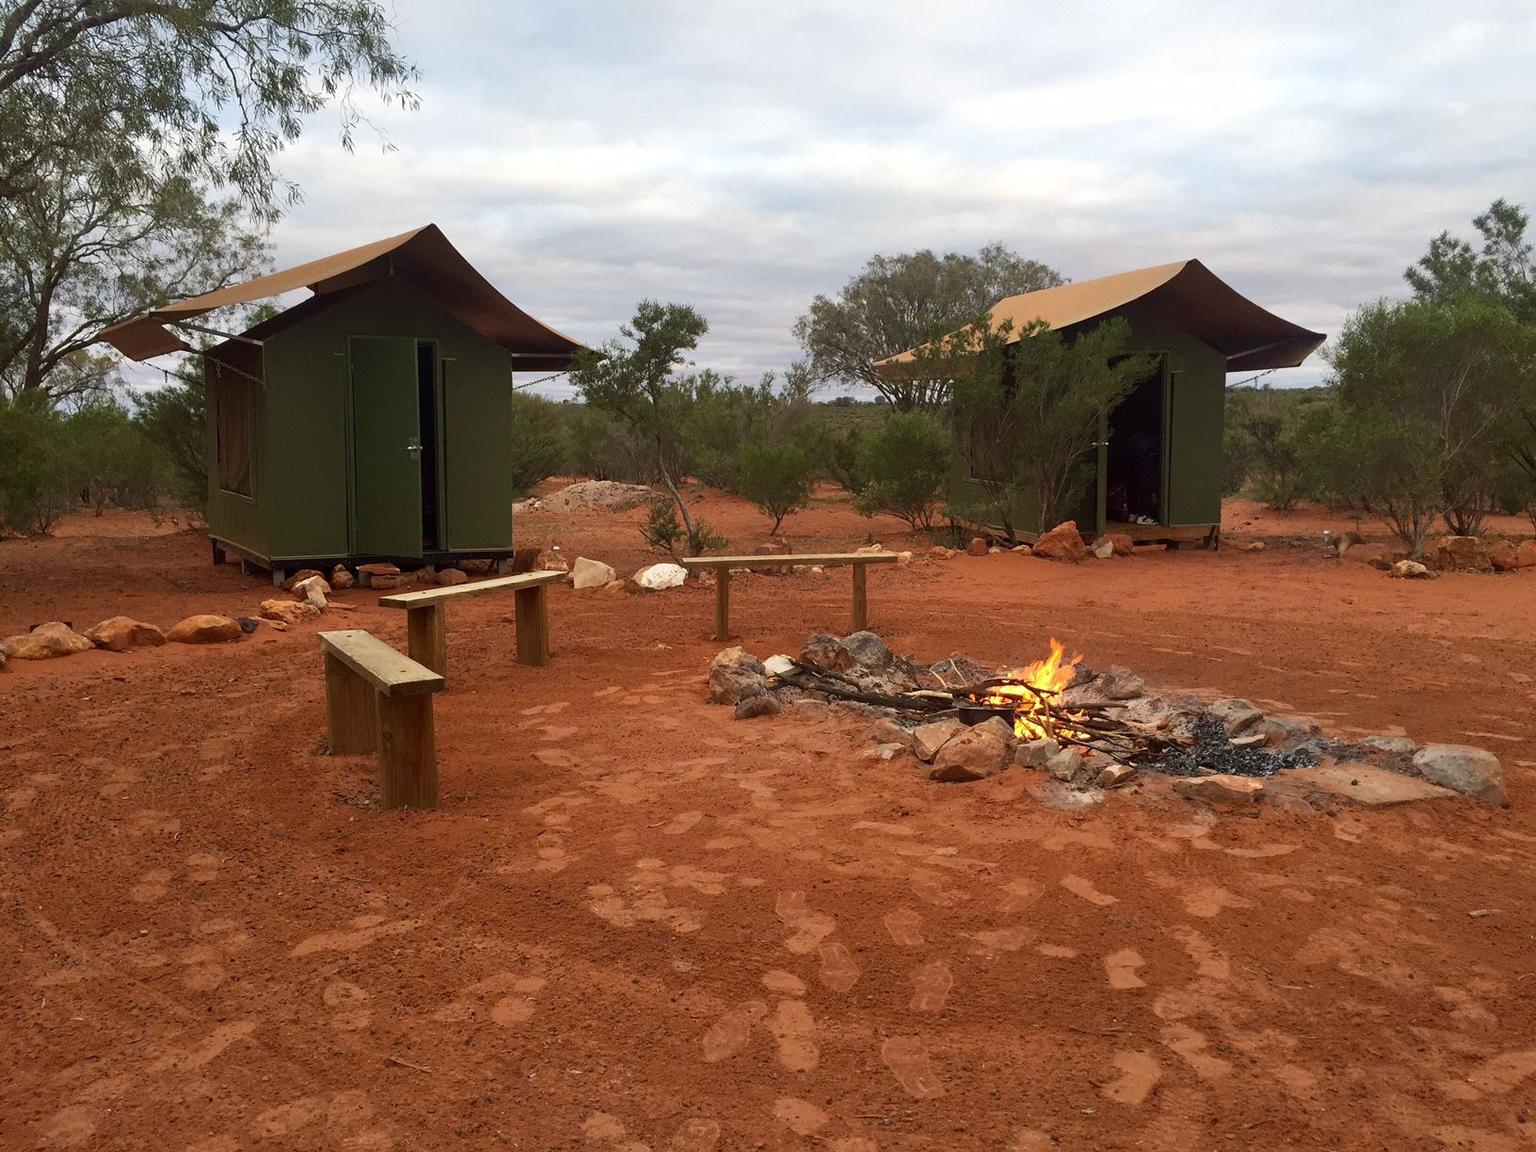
[2,489,1534,1151]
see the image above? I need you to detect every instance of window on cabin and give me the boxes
[214,364,255,497]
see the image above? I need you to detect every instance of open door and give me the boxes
[1105,355,1167,526]
[349,336,423,558]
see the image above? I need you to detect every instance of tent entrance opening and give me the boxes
[1106,357,1166,526]
[416,341,440,551]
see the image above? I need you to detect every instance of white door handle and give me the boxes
[406,438,422,459]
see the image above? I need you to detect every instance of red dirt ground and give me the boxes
[3,487,1535,1151]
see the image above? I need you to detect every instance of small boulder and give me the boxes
[1391,559,1434,580]
[1516,540,1536,569]
[2,621,96,660]
[1044,748,1084,783]
[165,614,243,644]
[237,617,261,634]
[84,617,165,652]
[734,694,781,720]
[1031,521,1086,562]
[930,717,1012,782]
[1361,735,1417,755]
[1013,737,1059,768]
[413,567,436,583]
[1096,532,1135,557]
[929,546,955,560]
[534,549,570,574]
[281,568,324,591]
[293,575,330,610]
[1011,544,1033,555]
[569,557,617,589]
[437,568,468,587]
[369,574,404,590]
[460,558,494,575]
[800,633,857,673]
[1487,540,1519,573]
[259,599,320,626]
[841,630,893,670]
[330,565,355,590]
[1096,762,1137,788]
[863,742,908,762]
[1262,714,1322,748]
[357,562,400,577]
[1027,778,1105,811]
[1411,744,1507,806]
[854,543,886,555]
[708,646,767,705]
[1173,774,1265,805]
[1435,535,1490,572]
[1208,698,1265,736]
[1089,537,1114,560]
[1096,665,1146,701]
[863,717,913,749]
[912,717,967,763]
[967,537,990,557]
[633,562,687,590]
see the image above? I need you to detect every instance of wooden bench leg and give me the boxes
[851,564,868,632]
[514,583,550,666]
[406,603,448,677]
[377,693,437,809]
[714,570,731,641]
[324,651,378,755]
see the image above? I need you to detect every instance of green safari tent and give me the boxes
[876,259,1325,546]
[102,225,582,583]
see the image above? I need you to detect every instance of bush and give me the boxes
[737,440,815,532]
[68,397,168,514]
[133,371,207,512]
[639,499,725,557]
[853,411,951,530]
[566,405,661,484]
[508,392,568,497]
[0,397,73,534]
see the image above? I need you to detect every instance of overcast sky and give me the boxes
[265,0,1536,397]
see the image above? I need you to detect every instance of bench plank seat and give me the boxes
[678,552,898,569]
[376,570,566,609]
[376,570,565,677]
[678,552,899,639]
[319,629,445,696]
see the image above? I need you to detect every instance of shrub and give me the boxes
[508,392,568,497]
[640,500,725,557]
[133,371,208,512]
[737,440,815,532]
[853,411,951,530]
[0,395,76,535]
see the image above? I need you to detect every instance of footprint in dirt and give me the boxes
[765,999,819,1071]
[130,868,173,904]
[1100,1049,1163,1105]
[880,1036,945,1098]
[775,891,837,954]
[323,980,372,1031]
[817,943,861,992]
[1061,875,1117,906]
[883,907,925,947]
[1105,948,1147,990]
[701,1000,767,1063]
[908,960,953,1013]
[772,1097,829,1137]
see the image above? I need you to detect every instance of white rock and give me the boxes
[570,556,617,589]
[1411,744,1507,806]
[633,561,687,590]
[762,654,797,678]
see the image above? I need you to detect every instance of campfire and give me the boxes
[705,629,1510,810]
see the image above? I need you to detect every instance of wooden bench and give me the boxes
[319,629,446,810]
[377,570,565,678]
[679,552,900,641]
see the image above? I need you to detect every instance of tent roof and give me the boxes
[875,259,1324,374]
[100,224,584,372]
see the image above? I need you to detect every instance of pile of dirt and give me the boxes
[524,480,658,514]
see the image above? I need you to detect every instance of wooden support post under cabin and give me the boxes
[514,582,551,666]
[713,570,731,642]
[851,564,868,632]
[377,570,565,681]
[324,649,379,755]
[319,630,445,811]
[405,603,448,676]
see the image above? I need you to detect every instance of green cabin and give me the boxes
[103,226,581,582]
[878,260,1325,545]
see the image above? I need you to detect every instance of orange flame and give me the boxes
[980,638,1085,741]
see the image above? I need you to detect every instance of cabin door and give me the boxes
[348,336,423,559]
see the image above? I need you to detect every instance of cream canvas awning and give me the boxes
[876,259,1324,374]
[100,224,583,371]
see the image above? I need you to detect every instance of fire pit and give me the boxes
[706,630,1510,809]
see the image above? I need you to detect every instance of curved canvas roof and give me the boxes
[876,259,1324,374]
[100,224,583,371]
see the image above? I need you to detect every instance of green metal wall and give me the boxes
[948,302,1227,537]
[209,277,514,563]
